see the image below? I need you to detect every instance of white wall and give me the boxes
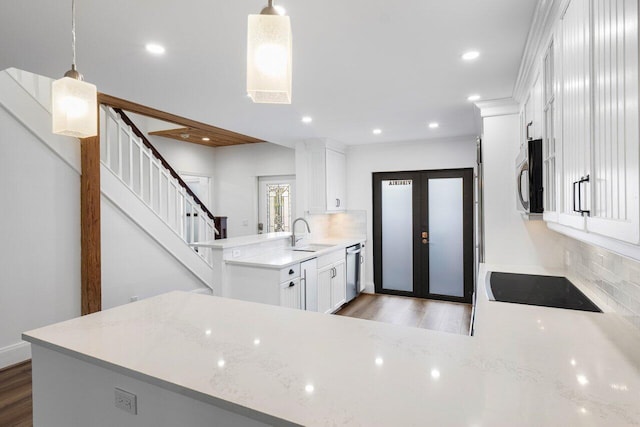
[482,114,565,267]
[346,136,478,291]
[213,143,295,237]
[0,105,81,367]
[101,196,210,309]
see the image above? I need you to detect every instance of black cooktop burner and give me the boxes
[489,272,602,312]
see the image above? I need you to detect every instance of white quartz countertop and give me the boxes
[23,263,640,426]
[190,232,291,249]
[225,237,367,269]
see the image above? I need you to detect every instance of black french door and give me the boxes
[373,169,474,303]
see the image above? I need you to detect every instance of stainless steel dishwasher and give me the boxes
[345,244,362,302]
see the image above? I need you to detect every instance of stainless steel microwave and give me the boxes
[515,139,543,214]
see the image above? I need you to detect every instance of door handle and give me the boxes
[336,198,340,208]
[289,281,295,287]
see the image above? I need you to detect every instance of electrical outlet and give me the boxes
[115,388,137,415]
[129,296,138,303]
[232,249,241,258]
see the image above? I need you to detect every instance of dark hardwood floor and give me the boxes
[0,360,32,427]
[337,293,472,335]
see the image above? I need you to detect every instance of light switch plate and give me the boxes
[115,388,137,415]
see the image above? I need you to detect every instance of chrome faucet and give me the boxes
[291,217,311,247]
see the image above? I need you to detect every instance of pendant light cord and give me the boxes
[71,0,77,70]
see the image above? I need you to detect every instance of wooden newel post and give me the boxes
[80,120,101,315]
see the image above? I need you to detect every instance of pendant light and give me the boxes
[52,0,97,137]
[247,0,292,104]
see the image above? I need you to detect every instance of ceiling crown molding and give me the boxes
[475,98,519,118]
[513,0,569,103]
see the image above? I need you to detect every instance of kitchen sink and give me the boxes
[290,244,335,252]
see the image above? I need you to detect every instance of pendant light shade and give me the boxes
[247,2,292,104]
[52,74,97,137]
[52,0,98,137]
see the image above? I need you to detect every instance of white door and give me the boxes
[258,175,296,234]
[331,260,347,310]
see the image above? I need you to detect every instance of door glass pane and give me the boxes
[428,178,464,297]
[266,184,291,232]
[381,179,413,292]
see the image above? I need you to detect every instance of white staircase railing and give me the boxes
[100,106,217,266]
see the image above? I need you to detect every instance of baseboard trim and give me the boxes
[0,341,31,369]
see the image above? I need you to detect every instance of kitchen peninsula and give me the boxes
[23,264,640,426]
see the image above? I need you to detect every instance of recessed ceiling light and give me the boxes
[428,122,439,129]
[467,94,481,102]
[202,137,210,141]
[305,384,315,393]
[462,51,480,61]
[145,43,166,55]
[302,116,312,124]
[373,128,382,135]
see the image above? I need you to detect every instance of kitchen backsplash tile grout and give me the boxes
[565,238,640,331]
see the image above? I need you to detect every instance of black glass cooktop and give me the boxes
[489,272,602,312]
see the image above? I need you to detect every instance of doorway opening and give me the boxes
[372,169,474,303]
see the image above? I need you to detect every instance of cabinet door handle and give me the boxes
[572,176,591,216]
[289,281,295,287]
[526,121,533,140]
[289,269,294,275]
[336,198,340,208]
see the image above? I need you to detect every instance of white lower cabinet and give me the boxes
[225,264,303,309]
[317,249,348,314]
[331,260,346,309]
[225,248,349,313]
[359,244,366,292]
[279,278,301,310]
[317,265,333,314]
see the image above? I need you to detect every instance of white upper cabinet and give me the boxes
[542,36,560,221]
[558,0,591,231]
[307,145,347,213]
[586,0,639,243]
[325,148,346,212]
[542,0,640,245]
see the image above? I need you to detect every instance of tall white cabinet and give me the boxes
[541,0,640,246]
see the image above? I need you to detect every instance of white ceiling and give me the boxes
[0,0,538,147]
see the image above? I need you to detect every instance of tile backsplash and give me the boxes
[305,210,367,240]
[565,238,640,330]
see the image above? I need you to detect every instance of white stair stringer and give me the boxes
[101,163,214,292]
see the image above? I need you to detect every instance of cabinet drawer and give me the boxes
[317,249,344,268]
[279,278,301,310]
[279,264,300,283]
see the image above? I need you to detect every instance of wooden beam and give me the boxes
[80,134,101,315]
[97,93,264,144]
